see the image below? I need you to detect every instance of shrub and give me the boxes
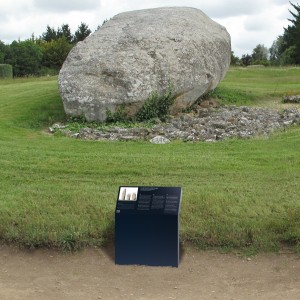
[105,83,175,123]
[106,104,127,123]
[0,64,13,78]
[280,46,297,65]
[135,83,175,121]
[251,60,270,67]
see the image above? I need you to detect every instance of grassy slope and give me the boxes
[217,67,300,107]
[0,69,300,253]
[221,67,300,96]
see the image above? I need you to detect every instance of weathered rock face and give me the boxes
[58,7,231,121]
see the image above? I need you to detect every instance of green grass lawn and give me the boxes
[0,68,300,253]
[216,67,300,107]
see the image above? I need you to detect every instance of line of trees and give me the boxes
[1,2,299,76]
[0,22,92,77]
[233,2,300,66]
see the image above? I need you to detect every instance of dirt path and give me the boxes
[0,244,299,300]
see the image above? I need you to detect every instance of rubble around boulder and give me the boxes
[50,106,300,143]
[58,7,231,122]
[283,95,300,103]
[150,136,171,144]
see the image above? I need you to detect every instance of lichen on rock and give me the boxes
[58,7,231,122]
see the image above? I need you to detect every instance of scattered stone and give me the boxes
[51,106,300,143]
[150,136,171,144]
[70,133,80,138]
[283,95,300,103]
[58,7,231,121]
[49,123,66,133]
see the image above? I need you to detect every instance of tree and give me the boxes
[281,2,300,64]
[40,24,74,70]
[0,40,7,63]
[41,37,73,69]
[251,44,269,64]
[269,36,284,65]
[280,45,297,65]
[230,51,240,65]
[57,24,73,43]
[5,40,43,76]
[73,22,91,43]
[42,25,58,42]
[241,54,252,66]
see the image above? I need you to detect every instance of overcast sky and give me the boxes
[0,0,298,57]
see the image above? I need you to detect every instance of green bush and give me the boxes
[105,83,175,123]
[0,64,13,78]
[280,46,297,65]
[252,60,270,67]
[106,104,127,123]
[135,83,175,121]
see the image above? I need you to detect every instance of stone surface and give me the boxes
[283,95,300,103]
[150,136,171,144]
[58,7,231,121]
[51,106,300,143]
[48,123,66,133]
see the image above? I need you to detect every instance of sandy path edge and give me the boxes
[0,245,299,300]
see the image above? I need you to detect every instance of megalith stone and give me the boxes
[58,7,231,121]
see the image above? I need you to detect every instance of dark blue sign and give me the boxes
[115,186,182,267]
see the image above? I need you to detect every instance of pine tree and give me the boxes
[73,22,91,43]
[42,25,58,42]
[58,24,73,43]
[282,2,300,64]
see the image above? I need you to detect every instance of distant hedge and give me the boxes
[0,64,13,78]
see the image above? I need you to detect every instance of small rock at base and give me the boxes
[150,136,171,144]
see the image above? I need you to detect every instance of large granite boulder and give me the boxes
[58,7,231,121]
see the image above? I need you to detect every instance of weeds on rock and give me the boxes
[106,104,127,122]
[135,83,175,121]
[104,82,175,123]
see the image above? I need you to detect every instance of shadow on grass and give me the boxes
[101,221,115,262]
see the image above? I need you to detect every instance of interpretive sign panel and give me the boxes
[115,186,182,267]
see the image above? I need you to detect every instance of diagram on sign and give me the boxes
[118,187,138,201]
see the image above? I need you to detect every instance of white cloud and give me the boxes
[0,0,298,57]
[197,0,269,18]
[99,0,270,18]
[33,0,101,12]
[244,15,269,31]
[272,0,291,4]
[0,0,33,20]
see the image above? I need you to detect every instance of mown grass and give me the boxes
[0,68,300,253]
[215,67,300,108]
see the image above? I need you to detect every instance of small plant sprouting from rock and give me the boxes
[105,83,175,123]
[106,104,127,123]
[54,83,176,132]
[135,83,175,122]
